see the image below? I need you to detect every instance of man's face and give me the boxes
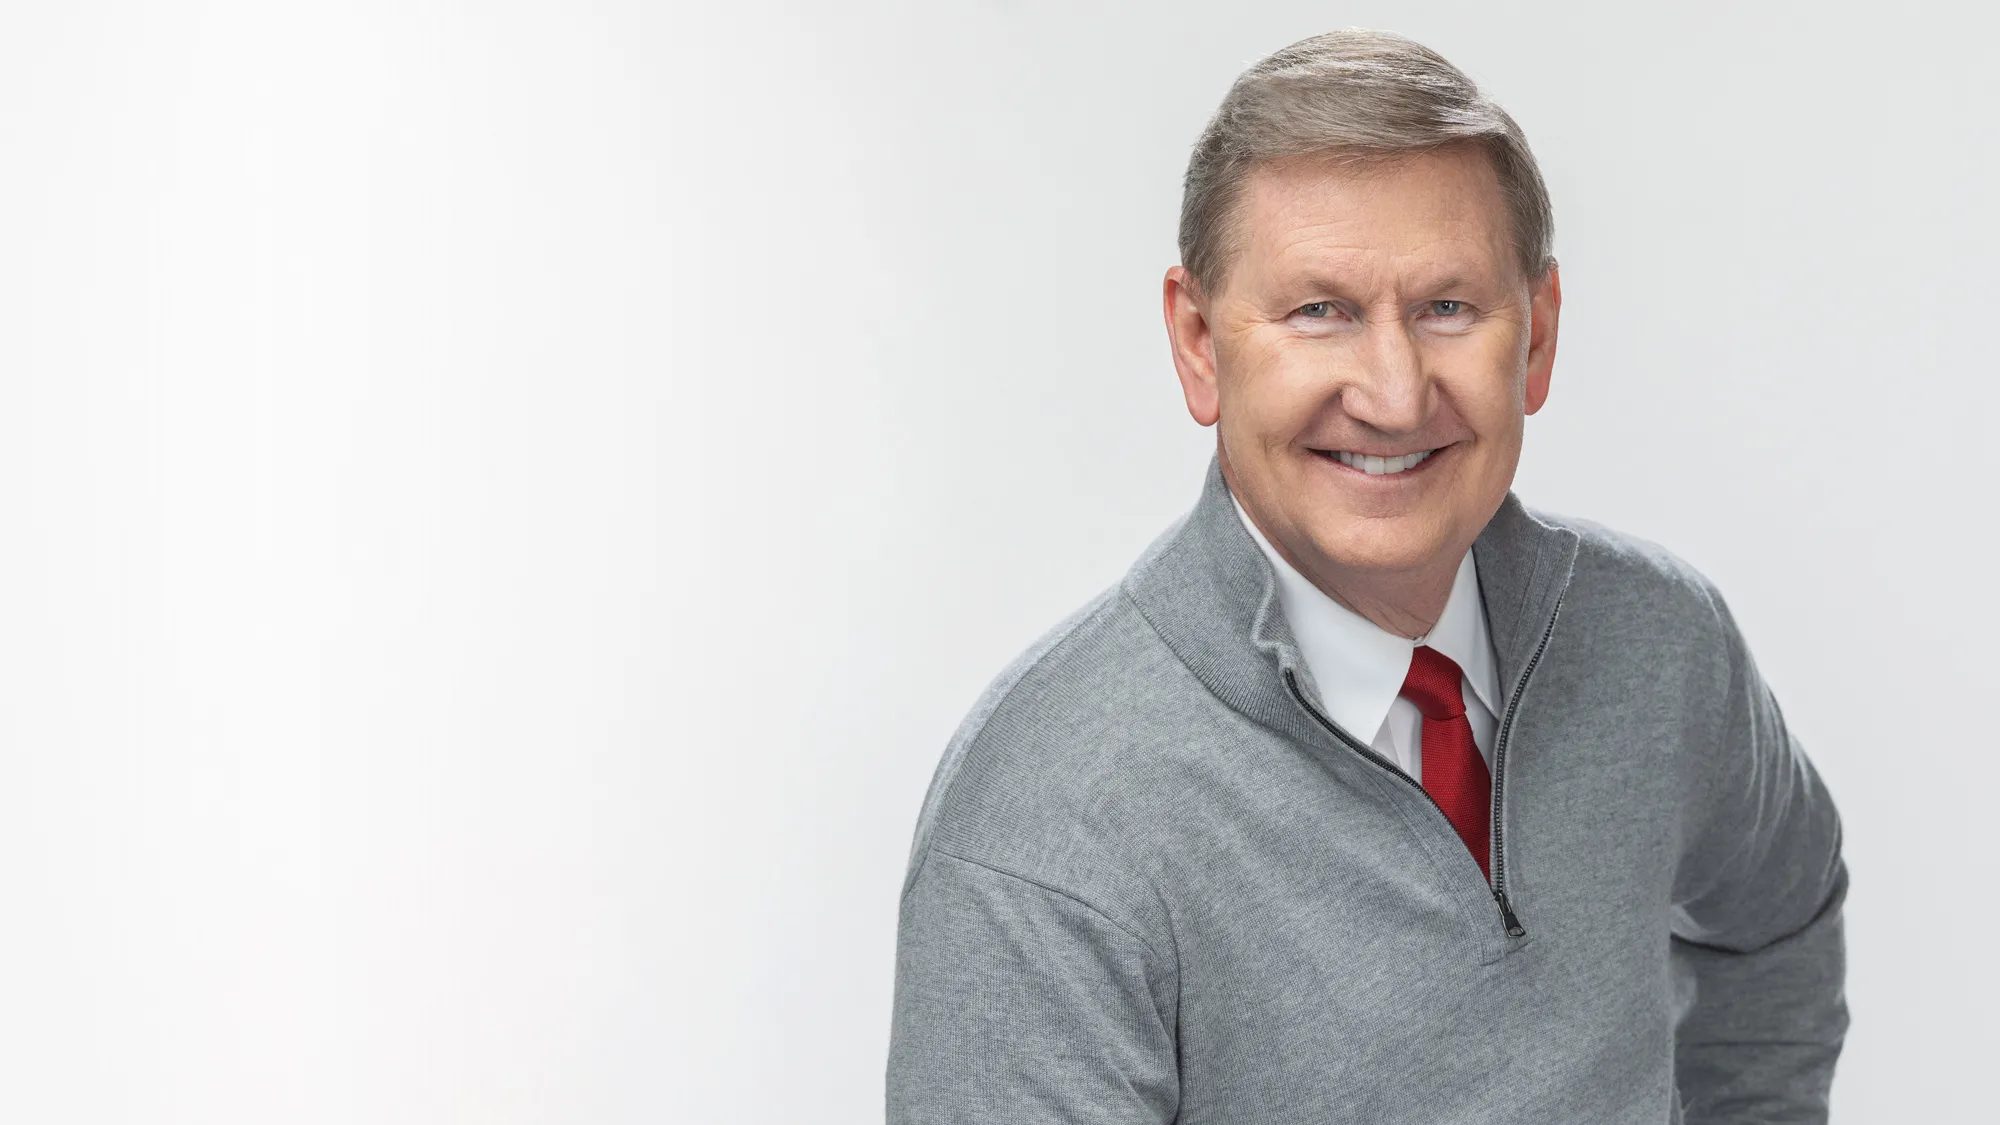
[1166,145,1560,588]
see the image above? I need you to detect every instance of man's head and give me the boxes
[1164,30,1561,621]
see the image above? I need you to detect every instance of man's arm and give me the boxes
[886,849,1179,1124]
[1670,589,1849,1124]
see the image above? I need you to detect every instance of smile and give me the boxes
[1322,448,1437,476]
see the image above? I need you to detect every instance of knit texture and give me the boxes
[888,454,1848,1125]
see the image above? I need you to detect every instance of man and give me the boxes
[886,28,1846,1125]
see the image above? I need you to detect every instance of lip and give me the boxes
[1308,442,1456,479]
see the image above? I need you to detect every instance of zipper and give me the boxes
[1283,589,1564,941]
[1282,667,1521,935]
[1485,589,1566,939]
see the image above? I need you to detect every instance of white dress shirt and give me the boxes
[1231,494,1503,783]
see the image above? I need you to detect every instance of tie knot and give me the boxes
[1399,645,1467,722]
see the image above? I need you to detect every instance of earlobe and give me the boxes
[1523,265,1561,416]
[1164,266,1222,427]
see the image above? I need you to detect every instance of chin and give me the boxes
[1320,538,1444,576]
[1304,511,1455,575]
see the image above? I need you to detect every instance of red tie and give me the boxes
[1398,646,1493,881]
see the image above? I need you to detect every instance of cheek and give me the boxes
[1437,342,1528,429]
[1218,336,1324,438]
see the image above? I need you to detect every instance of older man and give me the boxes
[887,29,1846,1125]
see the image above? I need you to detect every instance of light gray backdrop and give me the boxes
[2,1,1993,1121]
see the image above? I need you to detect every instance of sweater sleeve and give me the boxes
[1669,590,1849,1124]
[886,848,1179,1125]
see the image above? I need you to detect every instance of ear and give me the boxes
[1164,266,1221,427]
[1524,263,1561,416]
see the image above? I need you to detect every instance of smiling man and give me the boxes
[887,29,1846,1125]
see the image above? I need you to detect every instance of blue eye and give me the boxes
[1431,300,1467,316]
[1299,302,1332,318]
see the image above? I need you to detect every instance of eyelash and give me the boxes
[1295,301,1472,318]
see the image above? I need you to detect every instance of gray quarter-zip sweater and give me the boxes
[886,456,1847,1124]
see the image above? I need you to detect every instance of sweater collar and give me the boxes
[1121,452,1579,748]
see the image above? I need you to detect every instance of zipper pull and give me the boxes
[1494,890,1526,938]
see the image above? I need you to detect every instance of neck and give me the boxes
[1292,554,1457,640]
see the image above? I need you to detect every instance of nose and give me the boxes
[1340,316,1430,434]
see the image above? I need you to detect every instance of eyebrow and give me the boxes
[1423,275,1481,294]
[1284,272,1489,299]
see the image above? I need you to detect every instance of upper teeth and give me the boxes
[1334,449,1434,475]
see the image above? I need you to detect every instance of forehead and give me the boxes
[1229,147,1517,289]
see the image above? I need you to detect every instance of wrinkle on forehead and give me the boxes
[1224,147,1520,304]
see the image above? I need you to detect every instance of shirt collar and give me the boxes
[1229,493,1502,739]
[1425,540,1503,719]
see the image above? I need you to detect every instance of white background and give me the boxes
[3,1,1994,1121]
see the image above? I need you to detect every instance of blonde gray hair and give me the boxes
[1178,29,1555,294]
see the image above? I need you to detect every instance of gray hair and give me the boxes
[1178,29,1555,295]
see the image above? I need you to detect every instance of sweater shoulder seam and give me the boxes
[900,585,1133,905]
[926,846,1177,970]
